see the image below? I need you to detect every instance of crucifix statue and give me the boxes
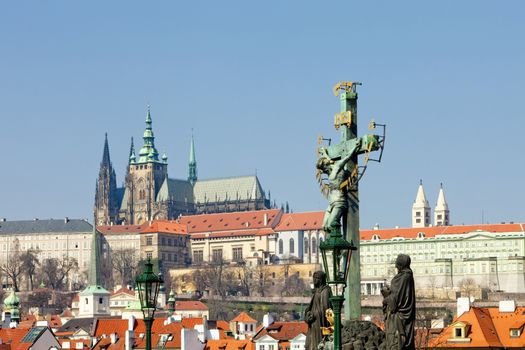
[316,82,385,320]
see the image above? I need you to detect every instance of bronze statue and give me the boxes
[316,139,361,234]
[305,271,332,350]
[381,254,416,350]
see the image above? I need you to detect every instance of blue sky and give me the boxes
[1,1,524,228]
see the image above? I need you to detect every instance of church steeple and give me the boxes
[102,133,111,166]
[88,217,102,286]
[95,133,118,225]
[78,217,110,318]
[412,179,431,228]
[434,183,450,226]
[138,106,160,163]
[188,133,198,186]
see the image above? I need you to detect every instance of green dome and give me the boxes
[4,290,20,308]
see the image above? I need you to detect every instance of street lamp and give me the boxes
[319,227,356,350]
[136,259,163,350]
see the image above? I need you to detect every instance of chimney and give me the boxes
[125,330,134,350]
[75,342,83,349]
[499,300,516,313]
[263,313,274,328]
[201,315,208,342]
[373,223,380,230]
[62,341,70,349]
[64,217,69,223]
[456,297,471,318]
[263,213,268,226]
[127,315,135,331]
[110,333,118,344]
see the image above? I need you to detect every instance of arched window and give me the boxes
[304,237,309,254]
[290,238,295,254]
[279,239,283,254]
[312,237,317,254]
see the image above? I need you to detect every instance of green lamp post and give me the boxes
[319,227,357,350]
[136,259,163,350]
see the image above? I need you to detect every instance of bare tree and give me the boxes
[459,278,479,298]
[20,249,40,290]
[254,264,272,297]
[281,271,307,297]
[1,239,23,291]
[111,248,138,287]
[40,255,79,291]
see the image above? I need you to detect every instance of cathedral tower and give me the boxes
[95,133,118,225]
[412,180,431,228]
[123,107,168,224]
[434,183,450,226]
[188,133,198,186]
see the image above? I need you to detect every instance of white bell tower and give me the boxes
[434,183,450,226]
[412,180,431,228]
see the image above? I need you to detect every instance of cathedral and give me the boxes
[94,108,271,225]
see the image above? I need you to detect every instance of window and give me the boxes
[146,252,153,260]
[146,236,153,246]
[416,211,421,217]
[193,250,203,263]
[312,237,317,254]
[289,238,294,254]
[437,214,442,220]
[454,328,462,337]
[416,218,421,223]
[99,297,103,304]
[304,238,309,254]
[511,329,521,338]
[85,298,88,305]
[278,239,283,254]
[232,247,243,261]
[212,249,223,263]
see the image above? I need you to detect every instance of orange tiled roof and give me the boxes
[179,209,282,233]
[205,339,254,350]
[274,212,324,231]
[0,329,31,350]
[361,223,525,241]
[430,306,525,348]
[140,220,187,234]
[175,300,208,311]
[231,312,257,323]
[98,221,187,235]
[191,228,275,239]
[254,321,307,342]
[111,287,135,296]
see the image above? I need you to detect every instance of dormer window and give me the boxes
[417,232,425,239]
[372,234,380,241]
[448,321,471,343]
[510,329,521,338]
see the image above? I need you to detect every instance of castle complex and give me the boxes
[94,108,271,225]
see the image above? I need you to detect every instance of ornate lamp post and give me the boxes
[319,227,357,350]
[136,259,163,350]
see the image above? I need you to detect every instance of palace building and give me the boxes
[94,108,271,225]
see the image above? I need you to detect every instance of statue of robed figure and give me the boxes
[305,271,332,350]
[381,254,416,350]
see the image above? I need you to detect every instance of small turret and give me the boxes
[3,290,20,325]
[138,106,160,163]
[129,137,136,164]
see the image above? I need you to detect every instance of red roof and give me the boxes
[111,287,135,296]
[179,209,282,233]
[231,312,257,323]
[254,321,307,342]
[361,223,525,241]
[175,300,208,311]
[0,329,31,350]
[97,221,187,235]
[205,339,254,350]
[275,212,324,231]
[430,306,525,348]
[191,228,275,239]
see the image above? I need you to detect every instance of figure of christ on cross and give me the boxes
[316,138,361,234]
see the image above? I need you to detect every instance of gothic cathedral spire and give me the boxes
[412,179,430,228]
[95,133,118,225]
[188,132,198,186]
